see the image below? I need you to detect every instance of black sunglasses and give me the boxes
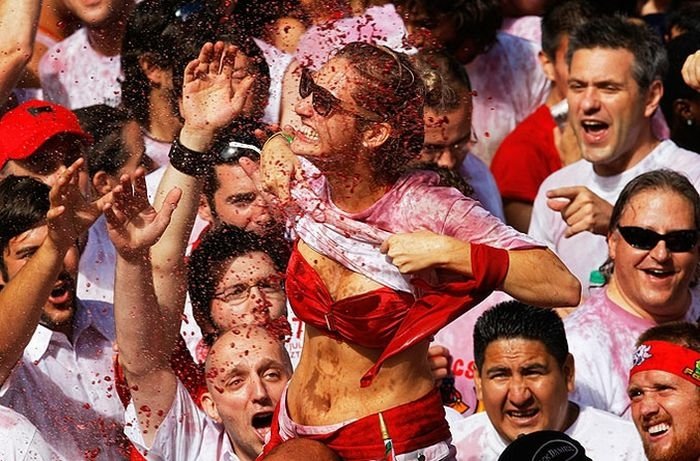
[299,68,381,121]
[617,226,700,253]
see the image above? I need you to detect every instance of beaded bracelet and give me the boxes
[168,137,215,177]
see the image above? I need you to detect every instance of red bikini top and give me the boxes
[286,245,416,349]
[286,243,511,387]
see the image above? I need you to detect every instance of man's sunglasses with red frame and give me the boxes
[618,226,700,253]
[299,67,382,121]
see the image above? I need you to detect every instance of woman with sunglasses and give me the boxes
[563,169,700,419]
[176,40,580,460]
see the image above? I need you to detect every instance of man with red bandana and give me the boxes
[628,322,700,461]
[564,170,700,418]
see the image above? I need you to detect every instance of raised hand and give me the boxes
[181,41,256,138]
[104,169,182,259]
[546,185,613,237]
[47,158,110,249]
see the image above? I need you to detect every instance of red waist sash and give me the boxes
[259,387,451,460]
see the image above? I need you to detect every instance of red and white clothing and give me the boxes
[466,32,549,165]
[39,28,122,109]
[529,139,700,287]
[0,301,127,460]
[262,386,455,460]
[450,404,646,460]
[564,288,700,417]
[125,380,239,461]
[291,158,540,295]
[0,406,59,461]
[491,104,561,204]
[267,158,543,451]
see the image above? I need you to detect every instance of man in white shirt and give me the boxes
[529,15,700,288]
[39,0,134,109]
[0,168,125,459]
[106,172,293,461]
[565,170,700,418]
[450,301,645,460]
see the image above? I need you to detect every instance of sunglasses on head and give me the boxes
[617,226,700,253]
[298,68,382,121]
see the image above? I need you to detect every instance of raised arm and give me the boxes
[105,171,181,446]
[0,159,106,384]
[382,230,580,307]
[151,41,255,319]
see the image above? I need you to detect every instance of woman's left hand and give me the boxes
[380,230,470,274]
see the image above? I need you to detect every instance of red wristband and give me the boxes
[470,243,510,291]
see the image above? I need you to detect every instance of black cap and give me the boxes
[498,431,592,461]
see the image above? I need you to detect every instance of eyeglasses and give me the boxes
[299,68,382,121]
[212,275,285,305]
[420,129,477,160]
[617,226,700,253]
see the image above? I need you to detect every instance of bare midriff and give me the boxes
[286,241,435,426]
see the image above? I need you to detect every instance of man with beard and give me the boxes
[628,322,700,461]
[0,164,126,459]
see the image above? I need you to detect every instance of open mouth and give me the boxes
[296,125,319,143]
[48,280,72,306]
[641,268,675,279]
[506,408,539,424]
[581,120,609,142]
[252,411,274,442]
[647,422,670,438]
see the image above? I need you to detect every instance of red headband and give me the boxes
[630,340,700,387]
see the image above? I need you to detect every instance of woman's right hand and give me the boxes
[240,127,300,204]
[179,41,256,151]
[381,230,472,275]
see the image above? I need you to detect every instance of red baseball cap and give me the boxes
[0,100,91,169]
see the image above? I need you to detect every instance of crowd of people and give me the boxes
[0,0,699,460]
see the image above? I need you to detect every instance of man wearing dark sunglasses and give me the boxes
[563,170,700,419]
[529,16,700,291]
